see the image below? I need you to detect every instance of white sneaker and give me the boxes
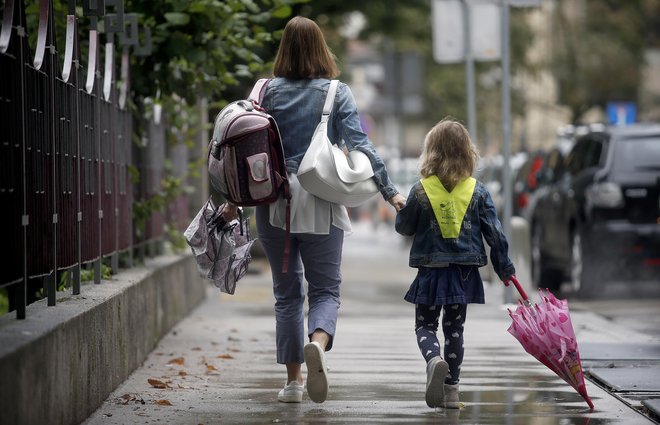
[304,341,329,403]
[278,381,303,403]
[425,356,449,408]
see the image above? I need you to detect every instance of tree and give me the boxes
[126,0,304,104]
[119,0,306,243]
[551,0,658,122]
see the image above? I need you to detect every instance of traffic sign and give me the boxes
[431,0,501,64]
[607,102,637,126]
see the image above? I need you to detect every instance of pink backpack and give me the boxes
[208,79,289,206]
[208,79,291,271]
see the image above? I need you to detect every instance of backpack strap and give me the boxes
[281,197,291,274]
[248,78,270,105]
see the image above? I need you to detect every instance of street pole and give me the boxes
[501,0,513,303]
[461,0,478,145]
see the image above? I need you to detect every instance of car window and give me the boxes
[565,140,588,175]
[612,136,660,172]
[565,138,603,175]
[584,140,603,168]
[545,149,564,182]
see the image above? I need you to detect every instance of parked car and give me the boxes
[476,153,527,217]
[513,150,546,217]
[529,123,660,297]
[514,127,583,218]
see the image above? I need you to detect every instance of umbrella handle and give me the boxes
[509,275,529,302]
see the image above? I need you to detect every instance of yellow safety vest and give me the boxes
[420,176,476,239]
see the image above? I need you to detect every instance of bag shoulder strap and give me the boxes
[248,78,270,104]
[321,80,339,121]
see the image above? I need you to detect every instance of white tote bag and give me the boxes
[297,80,379,207]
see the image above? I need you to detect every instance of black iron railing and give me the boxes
[0,0,187,319]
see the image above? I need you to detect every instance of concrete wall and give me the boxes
[0,254,207,425]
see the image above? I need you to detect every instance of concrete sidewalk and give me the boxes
[83,222,656,424]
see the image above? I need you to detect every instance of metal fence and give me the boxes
[0,0,188,319]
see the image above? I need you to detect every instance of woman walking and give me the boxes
[223,16,405,403]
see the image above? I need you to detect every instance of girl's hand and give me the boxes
[502,275,517,287]
[388,193,406,212]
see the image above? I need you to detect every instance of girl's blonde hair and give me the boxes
[273,16,340,79]
[419,118,479,190]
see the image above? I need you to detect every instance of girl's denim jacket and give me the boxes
[261,78,398,200]
[395,180,516,281]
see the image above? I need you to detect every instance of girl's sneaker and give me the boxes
[304,341,329,403]
[444,383,460,408]
[425,356,449,408]
[278,381,304,403]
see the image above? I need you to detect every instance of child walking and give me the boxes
[395,118,516,409]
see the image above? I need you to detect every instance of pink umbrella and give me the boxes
[506,276,594,410]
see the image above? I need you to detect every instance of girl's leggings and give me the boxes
[415,303,467,385]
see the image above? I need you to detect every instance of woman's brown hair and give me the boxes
[419,118,479,190]
[273,16,340,79]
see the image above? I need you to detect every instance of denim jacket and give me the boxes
[395,180,516,280]
[261,78,398,200]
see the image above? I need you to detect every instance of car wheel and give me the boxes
[531,222,561,291]
[570,231,594,298]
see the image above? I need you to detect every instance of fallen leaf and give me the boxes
[206,364,218,372]
[216,354,234,360]
[191,347,202,351]
[179,371,188,376]
[118,394,136,405]
[155,399,172,406]
[147,378,169,389]
[168,357,185,365]
[228,348,241,353]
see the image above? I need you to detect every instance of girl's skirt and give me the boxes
[404,264,485,306]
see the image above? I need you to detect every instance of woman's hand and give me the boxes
[388,193,406,212]
[220,202,241,222]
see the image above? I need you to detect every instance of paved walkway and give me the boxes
[83,222,656,424]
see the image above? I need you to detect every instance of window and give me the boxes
[612,136,660,172]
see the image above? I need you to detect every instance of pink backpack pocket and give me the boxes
[246,152,273,200]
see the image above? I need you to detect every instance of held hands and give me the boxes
[388,193,406,212]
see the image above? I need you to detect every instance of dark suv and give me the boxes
[530,123,660,297]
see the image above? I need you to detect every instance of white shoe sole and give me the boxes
[426,360,448,408]
[304,342,329,403]
[277,393,303,403]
